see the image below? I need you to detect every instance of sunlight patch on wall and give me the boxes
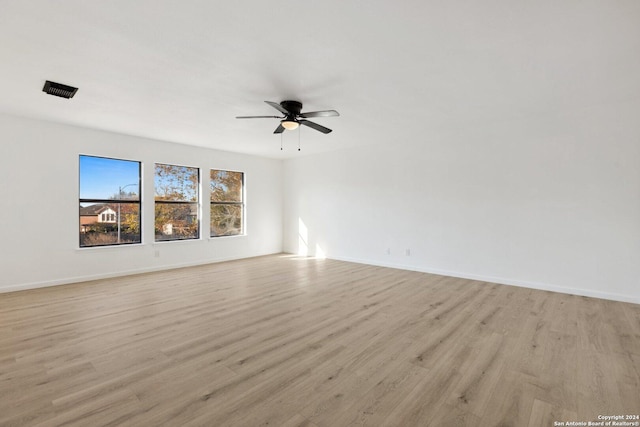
[315,244,326,259]
[298,217,308,256]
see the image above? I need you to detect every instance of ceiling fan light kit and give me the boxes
[236,100,339,135]
[281,120,299,130]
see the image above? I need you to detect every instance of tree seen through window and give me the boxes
[210,169,244,237]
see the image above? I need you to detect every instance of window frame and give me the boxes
[154,162,201,242]
[210,169,245,238]
[78,155,142,248]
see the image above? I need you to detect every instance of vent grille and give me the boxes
[43,80,78,99]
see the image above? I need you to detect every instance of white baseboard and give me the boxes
[5,252,637,305]
[0,252,281,294]
[325,255,640,305]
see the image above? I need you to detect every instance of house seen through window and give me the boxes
[155,163,200,241]
[79,155,141,247]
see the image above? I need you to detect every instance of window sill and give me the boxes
[153,238,205,245]
[76,242,144,251]
[208,234,247,241]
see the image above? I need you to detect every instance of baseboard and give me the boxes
[0,251,282,294]
[5,252,637,305]
[325,255,640,305]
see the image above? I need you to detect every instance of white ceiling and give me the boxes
[1,1,639,159]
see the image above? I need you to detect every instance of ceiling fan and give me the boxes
[236,100,339,134]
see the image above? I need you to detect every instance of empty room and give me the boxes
[1,1,639,426]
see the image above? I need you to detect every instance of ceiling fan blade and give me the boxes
[265,101,289,115]
[299,120,332,134]
[236,115,281,119]
[299,110,340,118]
[273,124,285,134]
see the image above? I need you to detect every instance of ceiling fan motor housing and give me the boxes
[281,100,302,115]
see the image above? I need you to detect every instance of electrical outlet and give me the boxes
[154,250,160,258]
[405,249,411,256]
[386,248,391,255]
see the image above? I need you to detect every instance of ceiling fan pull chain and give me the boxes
[280,132,283,151]
[298,126,301,151]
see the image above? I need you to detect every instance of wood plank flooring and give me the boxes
[0,254,638,426]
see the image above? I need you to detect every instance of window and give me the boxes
[210,169,244,237]
[79,155,141,247]
[155,163,199,241]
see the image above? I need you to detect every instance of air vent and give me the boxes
[43,80,78,99]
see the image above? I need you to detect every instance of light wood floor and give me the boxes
[1,255,638,426]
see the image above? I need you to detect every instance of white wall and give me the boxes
[283,103,640,304]
[3,102,639,304]
[0,113,283,292]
